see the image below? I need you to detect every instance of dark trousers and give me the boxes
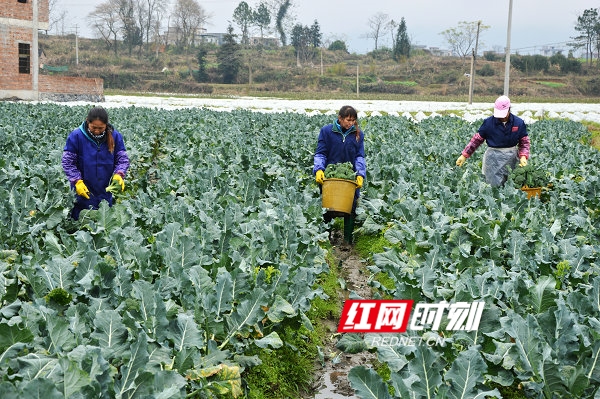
[323,198,357,244]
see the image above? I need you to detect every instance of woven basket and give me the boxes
[322,178,358,214]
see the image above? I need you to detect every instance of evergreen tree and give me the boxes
[196,45,209,82]
[393,17,410,61]
[328,40,348,53]
[310,20,322,48]
[233,1,253,45]
[573,8,599,65]
[217,25,242,84]
[254,2,270,39]
[275,0,291,46]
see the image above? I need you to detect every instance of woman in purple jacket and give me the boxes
[62,106,130,220]
[313,105,366,244]
[455,95,530,187]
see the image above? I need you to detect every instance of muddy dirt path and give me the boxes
[302,230,377,399]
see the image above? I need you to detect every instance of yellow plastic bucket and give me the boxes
[321,178,358,214]
[521,186,541,199]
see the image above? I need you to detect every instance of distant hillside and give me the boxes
[39,34,600,102]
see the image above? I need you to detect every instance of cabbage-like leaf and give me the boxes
[168,313,204,352]
[114,332,150,398]
[444,348,500,399]
[254,332,283,349]
[529,275,557,314]
[403,345,443,398]
[336,333,367,354]
[221,289,266,349]
[20,378,63,399]
[348,365,391,399]
[90,310,129,359]
[0,323,34,350]
[58,357,91,398]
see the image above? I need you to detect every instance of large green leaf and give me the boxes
[221,289,266,349]
[529,275,557,314]
[0,323,34,349]
[168,313,204,352]
[348,365,392,399]
[90,310,129,359]
[501,311,550,380]
[114,332,150,399]
[401,345,444,398]
[57,357,91,398]
[205,269,234,317]
[444,348,501,399]
[20,378,63,399]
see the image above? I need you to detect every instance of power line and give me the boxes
[512,39,587,52]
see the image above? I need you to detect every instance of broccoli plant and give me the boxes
[324,162,355,180]
[105,177,122,194]
[510,163,548,188]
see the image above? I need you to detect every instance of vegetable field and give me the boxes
[0,102,599,399]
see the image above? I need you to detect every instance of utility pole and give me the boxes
[33,0,39,100]
[504,0,513,96]
[320,48,323,76]
[356,65,359,98]
[74,24,79,65]
[468,21,481,104]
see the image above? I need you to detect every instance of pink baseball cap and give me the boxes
[493,95,511,118]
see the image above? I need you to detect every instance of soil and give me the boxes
[302,230,377,399]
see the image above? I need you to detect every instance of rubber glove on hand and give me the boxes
[456,155,467,167]
[112,174,125,191]
[75,180,90,199]
[356,175,363,188]
[519,156,528,167]
[315,170,325,185]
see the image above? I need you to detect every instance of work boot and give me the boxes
[343,215,355,244]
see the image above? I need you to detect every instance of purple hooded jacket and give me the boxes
[62,122,130,218]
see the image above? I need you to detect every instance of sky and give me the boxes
[54,0,597,55]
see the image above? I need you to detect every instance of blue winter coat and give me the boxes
[62,122,130,218]
[313,121,366,178]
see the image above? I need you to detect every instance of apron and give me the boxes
[482,146,518,187]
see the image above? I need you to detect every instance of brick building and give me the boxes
[0,0,103,101]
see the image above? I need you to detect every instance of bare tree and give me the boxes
[172,0,209,51]
[48,0,67,35]
[387,18,398,47]
[135,0,168,52]
[440,20,489,59]
[365,12,390,51]
[88,0,122,56]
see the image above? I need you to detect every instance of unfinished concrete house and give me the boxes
[0,0,103,101]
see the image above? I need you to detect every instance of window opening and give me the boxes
[19,43,30,74]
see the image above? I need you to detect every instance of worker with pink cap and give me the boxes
[455,95,530,187]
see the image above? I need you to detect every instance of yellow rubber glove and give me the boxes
[75,179,90,199]
[112,174,125,191]
[456,155,467,167]
[356,175,363,188]
[519,156,528,167]
[315,170,325,184]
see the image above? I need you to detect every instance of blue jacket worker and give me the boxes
[313,105,366,244]
[62,106,130,220]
